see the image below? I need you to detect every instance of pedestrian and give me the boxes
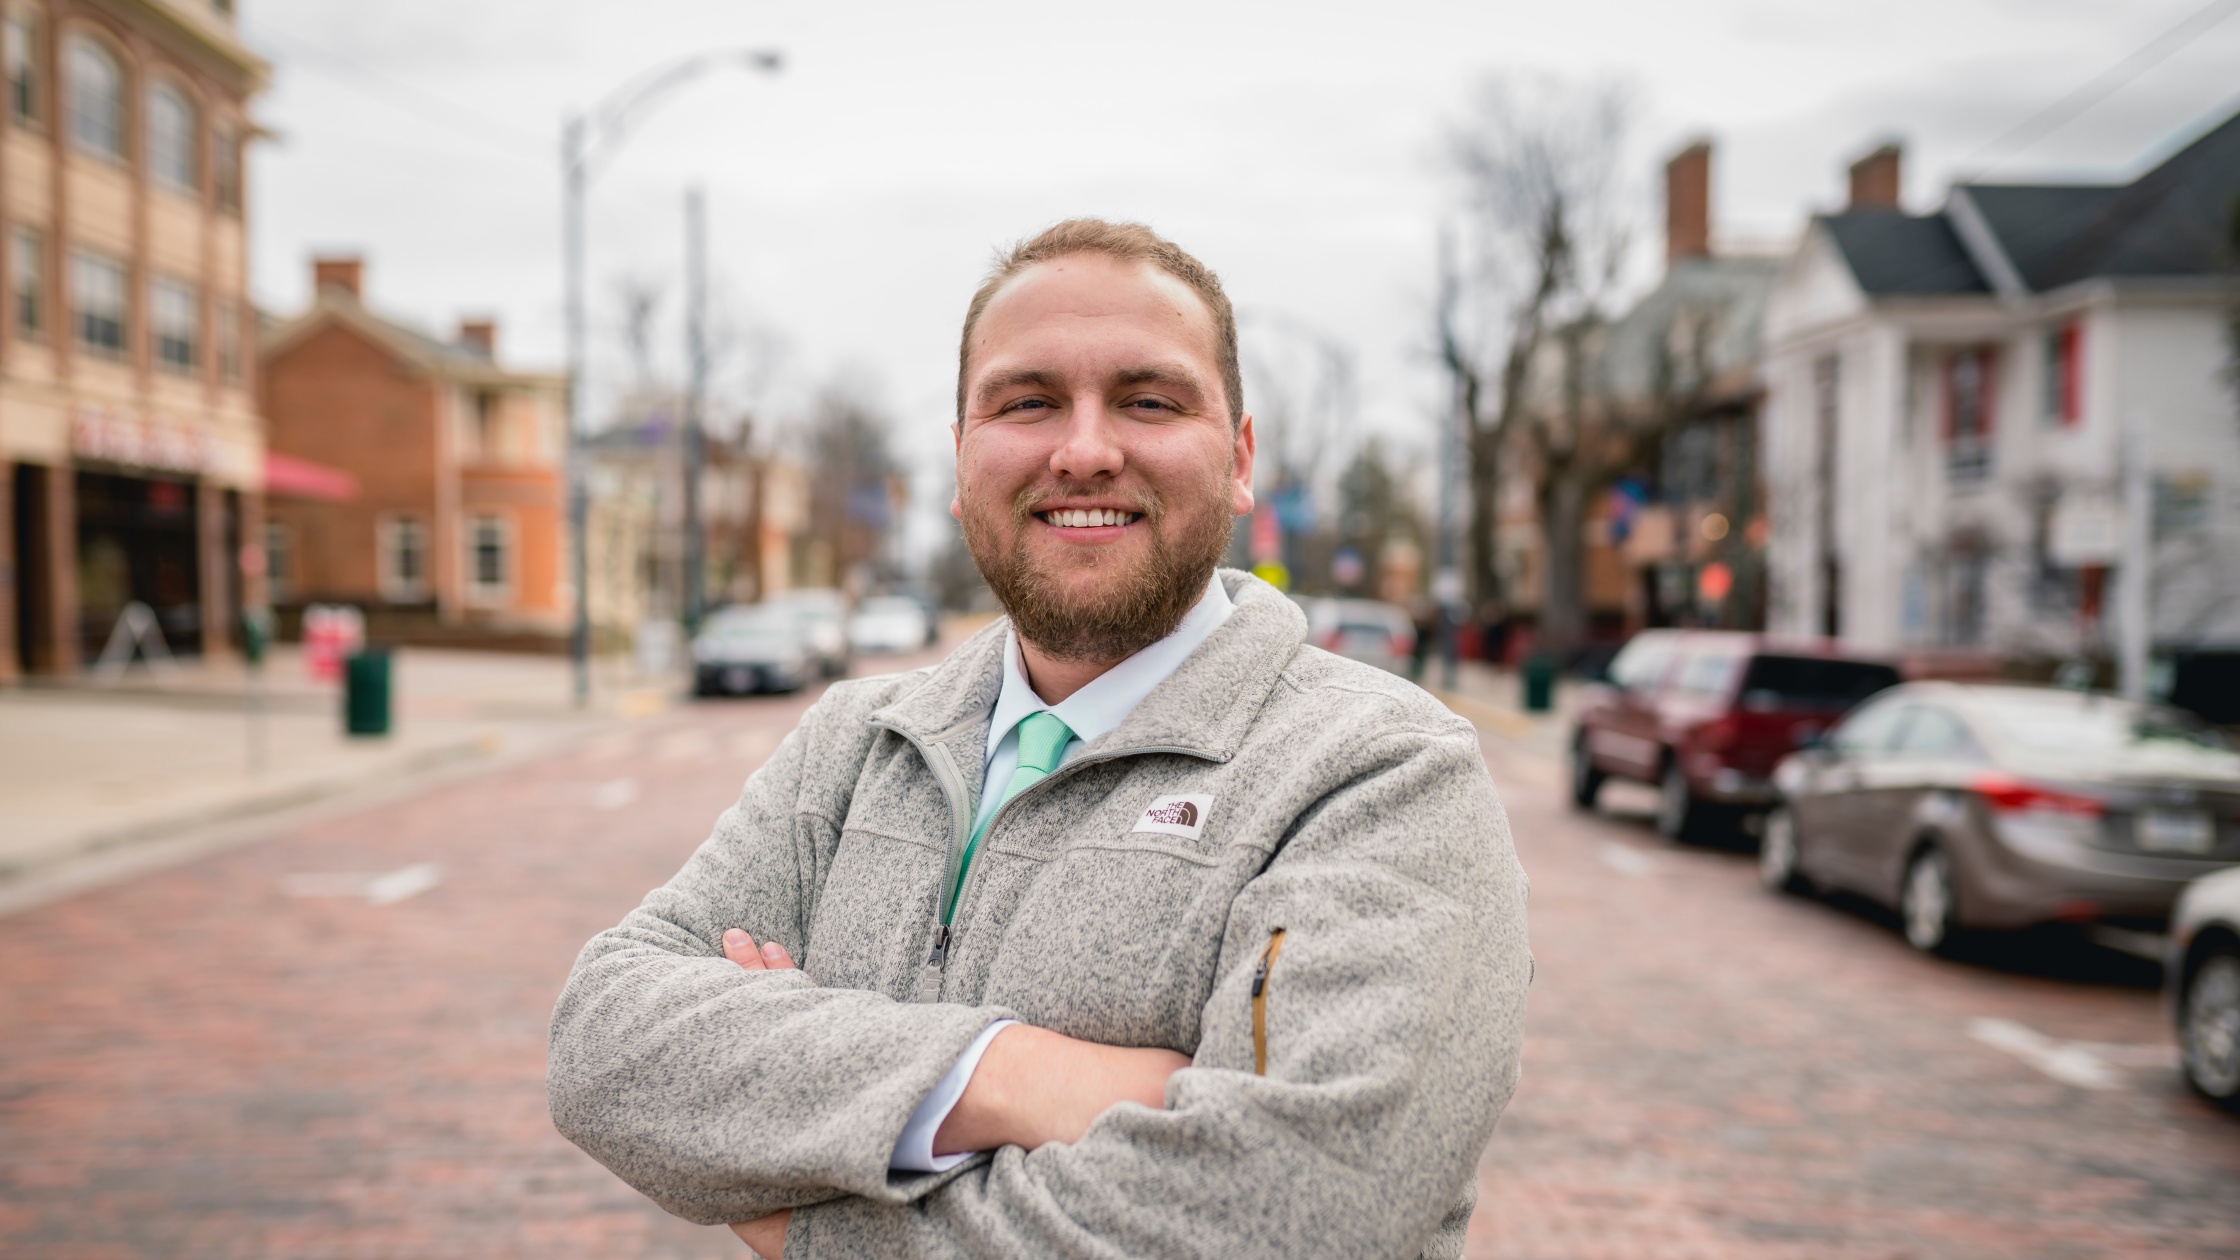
[548,219,1532,1259]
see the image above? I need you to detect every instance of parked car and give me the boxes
[1762,682,2240,955]
[848,595,935,655]
[2171,866,2240,1109]
[692,609,814,696]
[1571,630,1901,840]
[1302,598,1416,676]
[766,589,851,678]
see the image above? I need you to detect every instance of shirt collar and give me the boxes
[984,573,1235,764]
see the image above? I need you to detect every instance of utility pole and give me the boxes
[683,186,709,636]
[2116,408,2152,702]
[558,49,782,709]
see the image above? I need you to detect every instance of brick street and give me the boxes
[4,669,2239,1258]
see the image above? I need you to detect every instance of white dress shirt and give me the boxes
[888,574,1235,1172]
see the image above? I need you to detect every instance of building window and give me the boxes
[11,226,42,340]
[2042,321,2081,428]
[468,514,509,601]
[215,297,240,382]
[1944,346,1996,485]
[70,247,126,356]
[145,80,197,195]
[63,34,122,162]
[378,515,429,602]
[213,118,240,212]
[5,8,39,128]
[150,276,198,374]
[264,520,290,604]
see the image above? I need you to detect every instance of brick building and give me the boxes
[260,257,569,646]
[0,0,266,679]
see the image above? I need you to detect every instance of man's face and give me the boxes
[954,254,1255,663]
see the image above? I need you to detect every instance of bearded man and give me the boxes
[549,220,1530,1259]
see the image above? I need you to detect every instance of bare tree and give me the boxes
[1440,72,1635,648]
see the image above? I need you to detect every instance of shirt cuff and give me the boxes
[889,1019,1018,1172]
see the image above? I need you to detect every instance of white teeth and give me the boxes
[1045,508,1136,527]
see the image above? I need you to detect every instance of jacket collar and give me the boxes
[868,569,1303,764]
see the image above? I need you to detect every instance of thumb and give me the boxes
[722,929,766,970]
[760,940,798,970]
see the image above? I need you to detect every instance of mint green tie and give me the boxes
[948,711,1074,918]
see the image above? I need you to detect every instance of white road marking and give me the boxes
[1964,1017,2177,1090]
[593,778,640,810]
[1598,842,1658,877]
[282,862,442,906]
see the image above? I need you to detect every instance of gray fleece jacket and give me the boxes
[548,571,1530,1259]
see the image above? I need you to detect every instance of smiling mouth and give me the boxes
[1036,508,1142,529]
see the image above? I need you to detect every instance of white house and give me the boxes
[1761,112,2240,697]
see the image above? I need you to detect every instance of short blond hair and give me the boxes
[956,218,1242,428]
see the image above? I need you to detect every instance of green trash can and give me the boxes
[1522,653,1558,714]
[343,649,393,737]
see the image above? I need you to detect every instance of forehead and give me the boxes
[969,255,1218,374]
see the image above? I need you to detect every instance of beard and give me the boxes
[962,472,1234,665]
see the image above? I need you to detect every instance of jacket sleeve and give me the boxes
[783,721,1532,1259]
[546,690,1015,1227]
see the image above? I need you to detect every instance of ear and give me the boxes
[1228,412,1257,517]
[950,421,965,521]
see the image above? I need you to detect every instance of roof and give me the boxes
[1992,107,2240,289]
[261,294,564,389]
[1817,211,1990,295]
[1949,184,2124,290]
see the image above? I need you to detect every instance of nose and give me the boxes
[1048,397,1124,482]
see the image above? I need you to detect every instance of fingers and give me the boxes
[722,929,798,971]
[722,929,766,970]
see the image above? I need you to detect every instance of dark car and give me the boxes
[1764,682,2240,955]
[1571,630,1901,841]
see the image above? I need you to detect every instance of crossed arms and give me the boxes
[547,695,1531,1259]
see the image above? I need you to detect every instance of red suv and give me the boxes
[1572,630,1901,841]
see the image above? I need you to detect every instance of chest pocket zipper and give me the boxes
[1250,928,1286,1076]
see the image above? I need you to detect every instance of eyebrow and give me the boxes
[1113,364,1207,394]
[972,368,1065,411]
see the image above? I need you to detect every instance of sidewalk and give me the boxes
[1429,658,1584,761]
[0,646,672,899]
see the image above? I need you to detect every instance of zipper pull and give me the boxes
[1250,956,1269,997]
[926,923,950,967]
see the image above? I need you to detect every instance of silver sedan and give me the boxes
[1762,682,2240,955]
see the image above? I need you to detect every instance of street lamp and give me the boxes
[562,48,783,708]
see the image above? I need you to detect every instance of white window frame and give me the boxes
[6,8,41,130]
[69,246,125,357]
[63,33,122,163]
[377,514,430,603]
[150,275,197,374]
[465,513,512,605]
[145,78,197,196]
[11,225,43,341]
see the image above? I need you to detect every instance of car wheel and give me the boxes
[1900,844,1959,955]
[1759,806,1809,895]
[1656,760,1700,842]
[2181,946,2240,1108]
[1570,737,1606,810]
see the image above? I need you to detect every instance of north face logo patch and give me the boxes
[1132,794,1214,841]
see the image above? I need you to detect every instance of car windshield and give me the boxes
[1969,691,2239,777]
[705,614,795,644]
[1738,655,1900,710]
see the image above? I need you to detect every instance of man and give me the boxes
[549,219,1530,1259]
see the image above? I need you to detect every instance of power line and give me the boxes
[1971,0,2240,171]
[246,23,550,163]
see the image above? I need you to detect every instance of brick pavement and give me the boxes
[5,646,2240,1257]
[1468,742,2240,1259]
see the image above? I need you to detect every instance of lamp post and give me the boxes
[562,49,782,707]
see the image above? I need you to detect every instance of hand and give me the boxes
[721,930,795,1254]
[729,1212,790,1257]
[722,927,796,971]
[933,1023,1191,1154]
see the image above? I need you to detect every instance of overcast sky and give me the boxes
[238,0,2240,556]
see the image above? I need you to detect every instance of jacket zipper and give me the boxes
[871,721,1227,1000]
[1251,928,1286,1076]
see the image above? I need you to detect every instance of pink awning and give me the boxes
[264,451,360,502]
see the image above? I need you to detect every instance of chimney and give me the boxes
[1847,143,1903,211]
[1664,140,1712,265]
[312,255,363,300]
[458,319,497,358]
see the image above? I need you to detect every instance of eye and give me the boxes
[1124,397,1175,413]
[999,397,1053,415]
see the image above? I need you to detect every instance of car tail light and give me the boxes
[1317,627,1341,650]
[1390,632,1414,658]
[1971,774,2106,816]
